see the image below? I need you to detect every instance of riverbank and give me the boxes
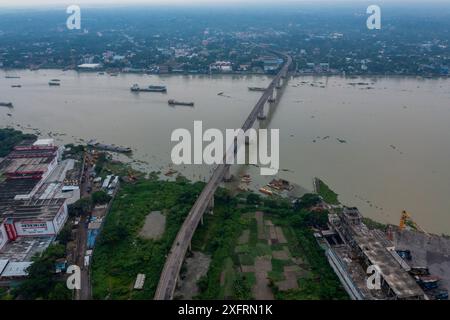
[2,68,449,79]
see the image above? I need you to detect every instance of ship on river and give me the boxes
[0,102,13,108]
[131,84,167,92]
[87,139,132,153]
[168,99,194,106]
[248,86,266,92]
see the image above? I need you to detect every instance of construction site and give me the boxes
[0,138,82,284]
[315,206,449,300]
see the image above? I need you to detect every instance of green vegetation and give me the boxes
[91,178,205,299]
[90,170,347,300]
[194,190,347,300]
[13,244,71,300]
[92,190,112,205]
[0,128,36,157]
[69,197,93,217]
[316,178,340,205]
[363,217,387,231]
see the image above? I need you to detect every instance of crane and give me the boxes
[399,210,428,235]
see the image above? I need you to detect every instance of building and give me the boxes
[320,207,425,300]
[0,139,70,252]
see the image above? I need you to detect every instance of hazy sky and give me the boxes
[1,0,448,7]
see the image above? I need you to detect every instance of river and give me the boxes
[1,69,449,234]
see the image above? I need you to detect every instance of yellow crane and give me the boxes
[399,210,428,235]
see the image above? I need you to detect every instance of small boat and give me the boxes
[5,76,20,79]
[50,79,61,82]
[0,102,13,108]
[11,85,22,88]
[164,168,178,176]
[241,176,252,183]
[49,81,60,86]
[248,87,266,92]
[237,183,249,192]
[131,84,167,92]
[259,187,273,196]
[168,99,194,106]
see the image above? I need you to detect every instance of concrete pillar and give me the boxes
[257,104,266,120]
[206,195,214,215]
[223,166,232,181]
[268,89,275,103]
[276,78,282,89]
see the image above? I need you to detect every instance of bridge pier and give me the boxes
[257,103,267,120]
[268,89,276,103]
[208,196,214,215]
[223,166,233,182]
[276,78,282,89]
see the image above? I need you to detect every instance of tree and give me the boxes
[99,224,129,246]
[246,193,261,205]
[69,197,92,216]
[91,190,112,205]
[14,244,67,300]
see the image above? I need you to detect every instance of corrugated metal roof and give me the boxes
[0,259,9,275]
[0,261,32,277]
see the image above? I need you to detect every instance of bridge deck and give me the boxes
[154,52,292,300]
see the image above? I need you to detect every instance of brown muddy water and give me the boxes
[1,69,449,234]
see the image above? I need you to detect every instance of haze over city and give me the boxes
[0,0,449,309]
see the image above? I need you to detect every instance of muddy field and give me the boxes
[139,211,166,240]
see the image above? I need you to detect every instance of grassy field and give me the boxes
[91,178,205,299]
[316,178,340,205]
[91,176,347,300]
[195,194,348,300]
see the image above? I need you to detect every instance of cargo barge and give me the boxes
[87,139,132,153]
[248,87,266,92]
[168,99,194,106]
[0,102,13,108]
[131,84,167,92]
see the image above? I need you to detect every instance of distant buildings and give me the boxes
[77,63,102,70]
[210,61,232,72]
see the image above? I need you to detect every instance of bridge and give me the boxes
[154,51,293,300]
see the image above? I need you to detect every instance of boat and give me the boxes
[248,87,266,92]
[5,76,20,79]
[0,102,13,108]
[50,79,61,82]
[87,139,132,153]
[168,99,194,106]
[164,168,178,176]
[237,183,249,192]
[49,81,60,86]
[259,187,273,196]
[11,85,22,88]
[130,84,167,92]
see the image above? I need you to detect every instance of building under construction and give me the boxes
[0,139,70,252]
[316,207,425,300]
